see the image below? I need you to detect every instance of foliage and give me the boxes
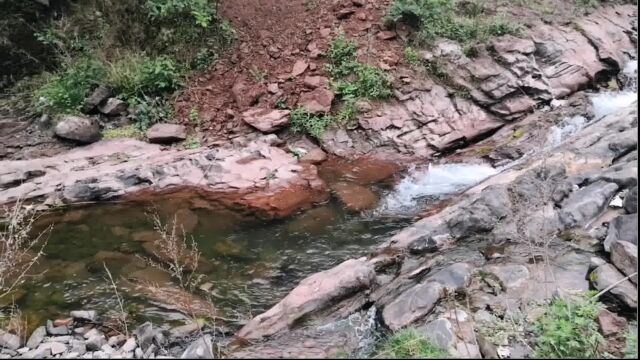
[335,99,358,125]
[625,326,638,359]
[102,125,145,140]
[34,58,106,114]
[107,54,181,100]
[184,137,202,149]
[131,96,174,131]
[328,32,359,70]
[404,46,422,67]
[378,328,449,358]
[145,0,216,28]
[289,107,335,139]
[533,292,605,358]
[387,0,521,47]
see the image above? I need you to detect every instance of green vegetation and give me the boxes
[386,0,521,48]
[34,58,106,114]
[102,125,145,140]
[289,107,334,139]
[184,137,202,149]
[626,327,638,359]
[131,96,174,131]
[378,328,449,358]
[106,54,181,100]
[532,292,605,358]
[404,47,422,67]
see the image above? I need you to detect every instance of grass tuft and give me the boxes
[378,328,449,358]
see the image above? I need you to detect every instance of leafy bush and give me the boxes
[34,58,106,114]
[378,328,449,358]
[131,96,174,130]
[145,0,215,27]
[404,46,422,66]
[533,292,605,358]
[289,107,335,139]
[107,54,181,99]
[103,125,144,140]
[328,32,359,69]
[387,0,521,47]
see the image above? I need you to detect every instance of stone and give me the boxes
[237,258,376,340]
[22,347,50,358]
[242,108,290,133]
[169,321,203,340]
[376,31,397,40]
[0,330,20,350]
[83,328,102,340]
[70,310,97,322]
[46,320,69,335]
[98,98,128,116]
[146,124,187,144]
[590,264,637,309]
[421,319,455,349]
[382,282,443,330]
[560,181,619,227]
[452,342,482,358]
[429,263,473,291]
[86,335,106,351]
[134,322,155,352]
[107,335,126,347]
[82,85,113,113]
[26,326,46,349]
[303,76,329,89]
[54,116,101,144]
[336,8,354,19]
[180,335,214,359]
[53,318,73,327]
[624,186,637,214]
[267,83,279,94]
[120,337,137,353]
[298,88,334,113]
[291,60,309,77]
[331,182,378,212]
[610,241,638,285]
[231,77,265,107]
[597,309,628,337]
[604,214,638,251]
[47,342,67,355]
[483,264,530,290]
[100,344,115,354]
[46,336,72,343]
[70,339,86,355]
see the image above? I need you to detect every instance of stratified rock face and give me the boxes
[0,138,327,217]
[236,258,376,340]
[54,116,101,144]
[320,5,637,160]
[242,108,290,133]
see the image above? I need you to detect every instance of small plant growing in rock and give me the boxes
[289,107,334,139]
[532,291,605,358]
[103,125,145,140]
[185,137,202,149]
[404,46,422,67]
[131,95,174,130]
[378,328,449,358]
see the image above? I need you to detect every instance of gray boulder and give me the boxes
[382,281,443,330]
[624,186,638,214]
[54,116,101,144]
[82,85,112,113]
[146,124,187,144]
[180,335,214,359]
[26,326,46,349]
[98,98,128,116]
[604,214,638,251]
[0,330,20,350]
[610,240,638,285]
[590,264,637,309]
[559,181,619,227]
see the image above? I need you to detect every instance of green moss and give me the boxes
[378,328,449,358]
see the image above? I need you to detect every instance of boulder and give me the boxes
[26,326,46,349]
[0,330,21,350]
[597,309,628,337]
[590,264,637,309]
[98,98,128,116]
[54,116,101,144]
[624,186,637,213]
[382,281,443,330]
[610,241,638,285]
[180,335,214,359]
[299,88,334,113]
[236,258,376,340]
[604,214,638,251]
[559,181,619,227]
[146,124,187,144]
[242,108,290,133]
[82,85,112,113]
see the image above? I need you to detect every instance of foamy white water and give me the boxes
[376,163,498,215]
[546,115,587,148]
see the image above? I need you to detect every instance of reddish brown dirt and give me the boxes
[174,0,406,144]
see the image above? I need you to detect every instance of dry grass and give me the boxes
[0,199,50,301]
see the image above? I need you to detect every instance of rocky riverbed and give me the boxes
[0,1,637,359]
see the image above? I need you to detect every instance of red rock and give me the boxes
[319,28,331,38]
[303,76,329,89]
[300,148,327,164]
[331,182,378,212]
[267,83,280,94]
[377,31,397,40]
[298,88,334,113]
[242,108,290,133]
[146,124,187,144]
[291,60,309,77]
[336,9,355,19]
[598,309,628,337]
[231,77,265,107]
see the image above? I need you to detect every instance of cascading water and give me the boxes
[375,163,498,215]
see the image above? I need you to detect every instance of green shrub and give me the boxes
[626,327,638,359]
[103,125,144,140]
[328,32,358,69]
[387,0,520,47]
[404,46,422,66]
[533,292,605,358]
[378,328,449,358]
[145,0,215,27]
[107,54,180,99]
[131,95,174,130]
[290,107,334,139]
[34,57,106,114]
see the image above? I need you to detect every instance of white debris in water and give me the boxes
[545,115,587,148]
[623,60,638,78]
[591,91,638,119]
[376,163,498,215]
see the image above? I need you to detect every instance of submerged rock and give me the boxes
[331,182,378,212]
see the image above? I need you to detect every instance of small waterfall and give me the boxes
[376,163,498,215]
